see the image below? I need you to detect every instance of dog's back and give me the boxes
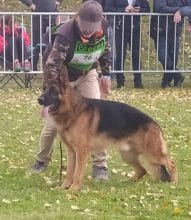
[86,98,155,138]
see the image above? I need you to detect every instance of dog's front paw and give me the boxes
[129,170,146,181]
[61,179,73,189]
[130,174,140,181]
[68,183,81,191]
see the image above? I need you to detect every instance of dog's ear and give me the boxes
[60,65,69,87]
[61,85,70,96]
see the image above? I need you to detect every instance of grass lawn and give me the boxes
[0,75,191,219]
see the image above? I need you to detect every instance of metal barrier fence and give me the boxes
[0,12,191,87]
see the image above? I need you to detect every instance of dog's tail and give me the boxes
[143,122,178,183]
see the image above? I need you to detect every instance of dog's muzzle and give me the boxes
[38,96,45,106]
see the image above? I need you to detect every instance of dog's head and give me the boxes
[38,78,63,113]
[38,66,71,113]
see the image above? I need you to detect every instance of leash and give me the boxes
[59,140,63,184]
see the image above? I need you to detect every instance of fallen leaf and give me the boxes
[44,203,52,208]
[71,205,80,210]
[2,199,12,204]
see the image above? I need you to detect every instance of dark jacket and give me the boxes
[43,18,111,82]
[104,0,150,27]
[104,0,150,13]
[153,0,189,29]
[179,5,191,17]
[153,0,183,13]
[19,0,62,12]
[151,0,190,38]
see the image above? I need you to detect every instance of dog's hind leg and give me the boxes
[156,156,178,183]
[62,145,76,189]
[119,149,147,180]
[138,155,162,182]
[140,123,178,183]
[139,154,178,183]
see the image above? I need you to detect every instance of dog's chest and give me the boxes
[58,125,85,148]
[115,143,132,152]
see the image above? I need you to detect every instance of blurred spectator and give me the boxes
[150,0,190,88]
[20,0,63,71]
[0,15,31,72]
[104,0,150,89]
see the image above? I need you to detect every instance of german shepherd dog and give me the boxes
[38,75,178,191]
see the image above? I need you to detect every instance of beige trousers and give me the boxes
[36,69,107,167]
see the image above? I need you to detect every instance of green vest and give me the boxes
[69,36,106,71]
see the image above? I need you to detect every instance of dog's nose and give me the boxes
[38,96,45,105]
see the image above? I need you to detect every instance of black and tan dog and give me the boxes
[38,78,178,191]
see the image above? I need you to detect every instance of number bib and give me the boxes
[69,36,106,71]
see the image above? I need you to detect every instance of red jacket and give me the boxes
[0,24,30,54]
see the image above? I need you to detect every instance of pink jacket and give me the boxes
[0,24,30,54]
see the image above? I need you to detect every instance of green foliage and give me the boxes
[0,82,191,219]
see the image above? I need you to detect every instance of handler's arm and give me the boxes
[99,36,111,96]
[45,34,69,79]
[99,33,111,78]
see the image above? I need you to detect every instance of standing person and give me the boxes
[150,0,188,88]
[31,0,111,181]
[20,0,63,71]
[0,15,31,72]
[82,0,116,79]
[104,0,150,89]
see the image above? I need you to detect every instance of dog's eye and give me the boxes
[49,88,58,98]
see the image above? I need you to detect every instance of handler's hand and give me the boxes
[40,106,49,118]
[100,76,111,99]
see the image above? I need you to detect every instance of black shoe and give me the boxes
[91,166,109,180]
[134,82,144,89]
[174,75,185,87]
[161,81,171,88]
[31,160,48,174]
